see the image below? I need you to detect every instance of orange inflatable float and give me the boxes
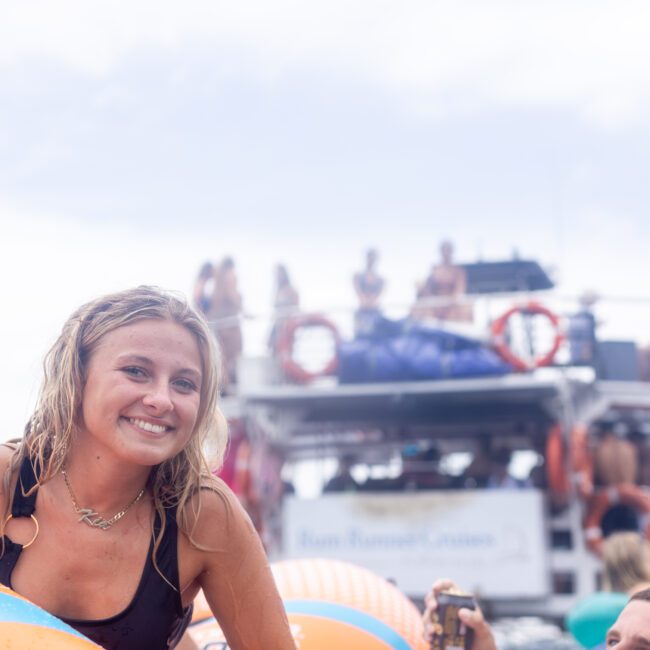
[190,558,428,649]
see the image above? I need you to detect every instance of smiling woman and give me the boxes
[78,318,204,469]
[0,286,295,650]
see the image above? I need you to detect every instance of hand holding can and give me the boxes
[430,590,476,650]
[423,580,498,650]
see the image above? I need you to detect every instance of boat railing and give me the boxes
[204,290,650,392]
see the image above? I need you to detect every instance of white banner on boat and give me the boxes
[283,490,548,599]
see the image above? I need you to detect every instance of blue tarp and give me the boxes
[338,315,512,383]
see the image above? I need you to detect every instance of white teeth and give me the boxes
[128,418,168,434]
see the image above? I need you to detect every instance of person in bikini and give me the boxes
[209,257,243,391]
[0,286,294,649]
[353,248,385,336]
[414,240,472,322]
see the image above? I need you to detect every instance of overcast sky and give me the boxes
[2,1,650,437]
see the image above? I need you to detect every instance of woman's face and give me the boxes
[79,318,203,467]
[605,600,650,649]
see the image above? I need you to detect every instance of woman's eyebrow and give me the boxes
[177,367,202,382]
[115,353,153,364]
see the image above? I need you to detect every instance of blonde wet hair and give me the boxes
[602,531,650,593]
[2,286,228,577]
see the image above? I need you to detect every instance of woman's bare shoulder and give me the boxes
[0,443,18,476]
[0,443,20,509]
[181,477,255,551]
[0,444,13,463]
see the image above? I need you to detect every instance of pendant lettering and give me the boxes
[77,508,112,530]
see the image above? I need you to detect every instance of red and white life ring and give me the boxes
[491,301,563,372]
[276,314,340,384]
[583,483,650,555]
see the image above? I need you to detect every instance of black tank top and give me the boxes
[0,457,193,649]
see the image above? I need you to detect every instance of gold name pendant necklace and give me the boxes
[61,468,145,531]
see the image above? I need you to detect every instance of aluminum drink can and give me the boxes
[430,591,476,650]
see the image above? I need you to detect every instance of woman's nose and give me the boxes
[142,381,174,413]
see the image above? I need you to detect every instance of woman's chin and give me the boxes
[115,438,182,468]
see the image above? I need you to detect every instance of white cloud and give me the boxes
[2,1,650,127]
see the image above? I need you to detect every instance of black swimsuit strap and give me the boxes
[11,457,39,518]
[1,458,190,647]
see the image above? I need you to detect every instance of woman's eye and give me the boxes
[122,366,147,379]
[174,378,197,393]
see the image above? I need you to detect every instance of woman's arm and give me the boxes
[188,485,295,650]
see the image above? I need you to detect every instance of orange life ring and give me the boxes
[571,424,594,500]
[232,438,264,534]
[276,314,340,383]
[491,301,563,372]
[583,483,650,555]
[545,424,570,501]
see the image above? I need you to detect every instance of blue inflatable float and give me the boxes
[0,585,99,649]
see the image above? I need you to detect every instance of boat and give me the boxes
[216,257,650,624]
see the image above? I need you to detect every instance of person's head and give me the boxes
[400,444,439,472]
[198,261,214,280]
[338,454,356,474]
[22,286,225,496]
[605,588,650,649]
[213,257,238,299]
[593,417,617,437]
[419,445,441,465]
[276,263,290,288]
[476,435,492,456]
[440,240,454,263]
[492,446,512,469]
[365,248,378,269]
[602,532,650,594]
[216,256,236,282]
[580,290,599,309]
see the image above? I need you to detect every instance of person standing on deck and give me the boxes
[353,248,385,336]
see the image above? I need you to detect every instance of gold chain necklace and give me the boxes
[61,468,145,531]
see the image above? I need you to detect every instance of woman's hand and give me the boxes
[423,579,498,650]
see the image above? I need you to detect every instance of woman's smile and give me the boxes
[122,416,174,436]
